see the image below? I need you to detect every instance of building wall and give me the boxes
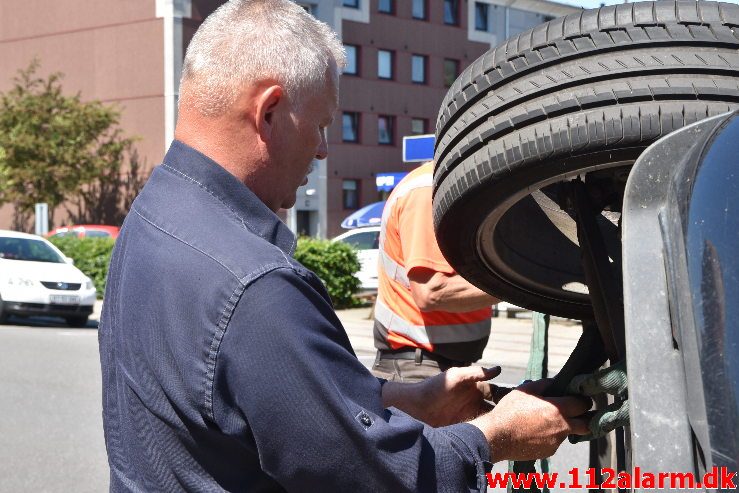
[325,0,490,237]
[324,0,578,238]
[0,0,166,230]
[0,0,577,234]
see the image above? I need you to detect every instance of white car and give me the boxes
[0,230,97,327]
[332,226,380,292]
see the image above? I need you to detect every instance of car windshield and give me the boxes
[339,231,379,250]
[0,237,65,263]
[84,230,111,238]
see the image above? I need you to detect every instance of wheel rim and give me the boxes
[473,154,636,317]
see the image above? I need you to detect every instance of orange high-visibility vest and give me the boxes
[375,162,491,359]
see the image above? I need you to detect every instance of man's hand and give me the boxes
[382,366,502,427]
[470,379,592,462]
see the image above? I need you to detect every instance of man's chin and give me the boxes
[281,195,297,210]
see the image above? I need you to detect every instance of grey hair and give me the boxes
[180,0,346,116]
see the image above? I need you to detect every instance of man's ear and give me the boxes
[255,85,284,143]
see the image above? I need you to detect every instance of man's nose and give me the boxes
[315,129,328,160]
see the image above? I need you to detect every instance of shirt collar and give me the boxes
[162,140,296,256]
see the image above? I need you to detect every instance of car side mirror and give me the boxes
[65,256,74,265]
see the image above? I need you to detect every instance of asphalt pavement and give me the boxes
[0,303,588,492]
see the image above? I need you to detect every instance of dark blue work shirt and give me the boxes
[99,141,491,492]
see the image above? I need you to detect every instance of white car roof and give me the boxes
[0,229,47,240]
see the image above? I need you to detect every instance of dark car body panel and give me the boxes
[623,111,738,480]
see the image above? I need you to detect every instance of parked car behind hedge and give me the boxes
[0,230,97,327]
[47,224,120,239]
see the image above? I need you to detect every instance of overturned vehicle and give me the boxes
[434,0,739,488]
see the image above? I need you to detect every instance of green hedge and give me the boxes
[294,237,361,309]
[48,236,114,298]
[46,235,362,307]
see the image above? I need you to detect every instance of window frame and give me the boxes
[342,0,360,9]
[475,2,490,31]
[411,54,428,85]
[411,0,427,20]
[443,0,460,25]
[342,179,361,210]
[443,58,460,88]
[297,3,316,14]
[377,49,395,80]
[344,44,360,76]
[377,115,395,145]
[342,112,361,143]
[410,118,428,135]
[378,0,394,14]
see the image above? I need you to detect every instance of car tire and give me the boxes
[0,298,7,324]
[433,0,739,319]
[65,316,89,328]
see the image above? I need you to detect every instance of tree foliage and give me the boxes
[0,60,144,230]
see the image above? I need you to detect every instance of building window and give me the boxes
[378,0,393,14]
[475,2,490,31]
[507,7,542,37]
[344,45,359,75]
[298,3,316,15]
[343,180,360,209]
[411,118,427,135]
[443,59,460,88]
[343,112,360,142]
[378,115,394,145]
[412,0,426,19]
[444,0,459,25]
[378,50,394,80]
[343,0,359,8]
[411,55,427,84]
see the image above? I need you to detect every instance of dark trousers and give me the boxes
[371,348,470,383]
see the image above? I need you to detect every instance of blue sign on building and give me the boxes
[402,134,435,163]
[376,172,408,192]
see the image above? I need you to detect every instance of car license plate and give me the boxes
[50,295,80,305]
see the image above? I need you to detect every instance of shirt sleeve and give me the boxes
[213,267,491,492]
[397,186,456,277]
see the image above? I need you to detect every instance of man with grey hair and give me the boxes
[99,0,590,491]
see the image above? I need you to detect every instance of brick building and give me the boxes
[0,0,577,236]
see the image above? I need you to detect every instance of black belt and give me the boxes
[377,348,467,367]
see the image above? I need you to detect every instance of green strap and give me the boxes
[508,312,550,493]
[525,312,549,381]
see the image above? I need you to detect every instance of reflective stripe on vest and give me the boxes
[379,250,410,289]
[374,298,491,345]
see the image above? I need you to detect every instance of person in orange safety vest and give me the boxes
[372,161,499,382]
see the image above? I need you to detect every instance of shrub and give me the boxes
[294,237,361,309]
[48,236,114,298]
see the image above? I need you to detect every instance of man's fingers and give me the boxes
[476,382,493,400]
[549,395,593,417]
[454,365,502,383]
[565,416,591,436]
[517,378,553,395]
